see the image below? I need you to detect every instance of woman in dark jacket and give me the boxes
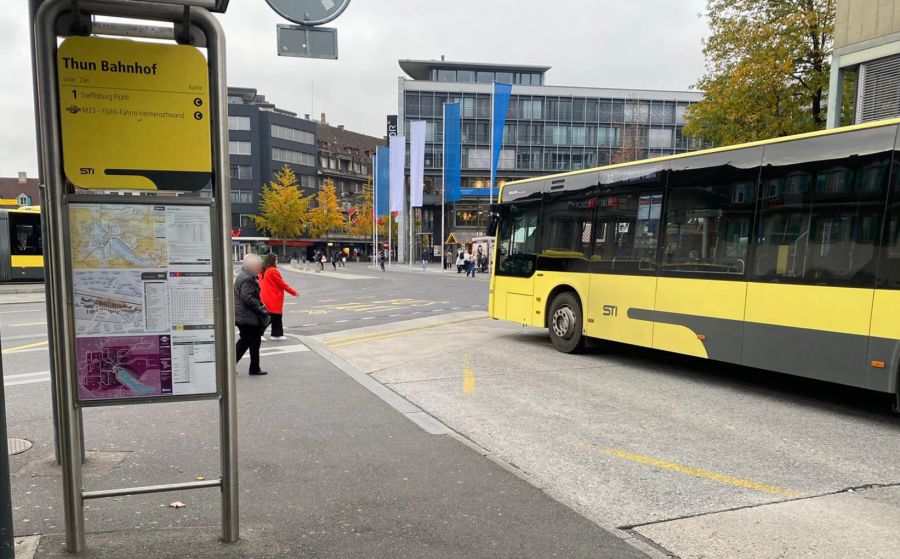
[234,253,269,375]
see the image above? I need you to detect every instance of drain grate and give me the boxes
[7,438,32,456]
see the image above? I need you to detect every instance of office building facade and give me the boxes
[316,115,383,212]
[227,87,318,238]
[827,0,900,127]
[397,59,706,254]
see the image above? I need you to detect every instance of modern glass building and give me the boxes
[397,59,706,254]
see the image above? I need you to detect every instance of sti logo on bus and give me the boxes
[602,305,618,317]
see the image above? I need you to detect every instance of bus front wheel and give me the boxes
[548,292,585,354]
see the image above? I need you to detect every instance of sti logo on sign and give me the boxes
[386,115,398,137]
[57,36,211,191]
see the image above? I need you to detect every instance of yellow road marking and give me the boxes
[3,340,49,353]
[324,316,487,348]
[596,446,802,497]
[463,353,476,395]
[10,321,47,327]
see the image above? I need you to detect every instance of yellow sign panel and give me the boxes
[57,36,211,191]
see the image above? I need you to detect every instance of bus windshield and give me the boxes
[496,202,539,277]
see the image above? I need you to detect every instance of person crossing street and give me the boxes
[259,253,298,341]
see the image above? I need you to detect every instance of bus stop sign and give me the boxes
[264,0,351,25]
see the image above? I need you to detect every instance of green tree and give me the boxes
[251,164,312,254]
[684,0,835,145]
[308,178,345,239]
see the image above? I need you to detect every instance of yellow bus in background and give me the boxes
[0,206,43,281]
[488,118,900,411]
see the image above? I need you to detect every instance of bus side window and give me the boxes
[663,148,762,276]
[9,213,42,256]
[753,128,893,286]
[876,153,900,289]
[540,185,595,258]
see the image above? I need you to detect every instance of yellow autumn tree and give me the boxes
[346,179,374,237]
[308,178,345,239]
[251,164,312,254]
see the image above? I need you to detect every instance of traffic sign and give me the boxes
[264,0,351,25]
[57,36,212,191]
[277,24,338,59]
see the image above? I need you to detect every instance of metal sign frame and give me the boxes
[32,0,238,552]
[264,0,351,25]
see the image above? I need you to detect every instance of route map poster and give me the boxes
[69,202,217,402]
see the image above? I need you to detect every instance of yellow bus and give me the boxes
[489,118,900,411]
[0,206,43,281]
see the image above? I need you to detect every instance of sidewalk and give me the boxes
[8,336,652,558]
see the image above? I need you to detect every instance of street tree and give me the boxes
[251,164,312,254]
[684,0,835,145]
[346,180,374,238]
[308,178,345,239]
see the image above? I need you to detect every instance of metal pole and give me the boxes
[489,81,495,207]
[34,0,87,550]
[28,0,63,466]
[0,347,15,559]
[388,212,392,268]
[441,102,446,274]
[372,152,378,268]
[192,7,240,543]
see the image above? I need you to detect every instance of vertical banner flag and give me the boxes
[375,146,390,217]
[389,135,406,213]
[490,82,513,193]
[410,121,426,208]
[443,102,461,203]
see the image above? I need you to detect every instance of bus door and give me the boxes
[652,148,762,361]
[587,164,666,346]
[492,195,542,325]
[533,177,597,329]
[743,128,894,387]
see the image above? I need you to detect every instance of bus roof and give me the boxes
[501,117,900,196]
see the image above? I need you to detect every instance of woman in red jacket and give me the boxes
[259,253,298,341]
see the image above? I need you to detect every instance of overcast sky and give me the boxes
[0,0,708,177]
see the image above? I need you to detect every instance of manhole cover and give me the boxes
[7,438,32,456]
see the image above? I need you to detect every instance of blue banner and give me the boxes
[375,145,390,216]
[443,102,461,203]
[490,82,512,192]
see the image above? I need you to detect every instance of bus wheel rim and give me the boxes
[552,306,575,339]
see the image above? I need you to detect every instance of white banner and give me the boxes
[409,121,425,208]
[389,135,406,213]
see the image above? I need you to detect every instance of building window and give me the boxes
[271,147,315,166]
[228,140,251,155]
[230,164,253,180]
[455,207,486,228]
[476,71,494,83]
[230,190,253,205]
[228,115,251,130]
[228,95,243,104]
[437,69,456,82]
[457,70,475,83]
[239,214,255,229]
[675,103,689,125]
[271,124,314,145]
[16,194,31,206]
[496,72,513,84]
[648,128,674,149]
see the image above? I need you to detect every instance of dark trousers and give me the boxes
[236,324,262,373]
[270,313,283,337]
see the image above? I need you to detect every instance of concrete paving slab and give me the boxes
[8,324,651,559]
[633,487,900,559]
[318,313,900,539]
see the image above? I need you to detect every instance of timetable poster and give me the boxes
[69,203,218,402]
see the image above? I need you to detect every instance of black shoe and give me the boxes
[249,370,268,375]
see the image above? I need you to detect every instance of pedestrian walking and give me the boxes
[319,251,327,270]
[234,253,269,375]
[421,248,430,271]
[259,253,297,341]
[341,249,347,267]
[331,251,338,270]
[465,248,476,277]
[444,249,452,270]
[379,248,386,272]
[456,248,465,274]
